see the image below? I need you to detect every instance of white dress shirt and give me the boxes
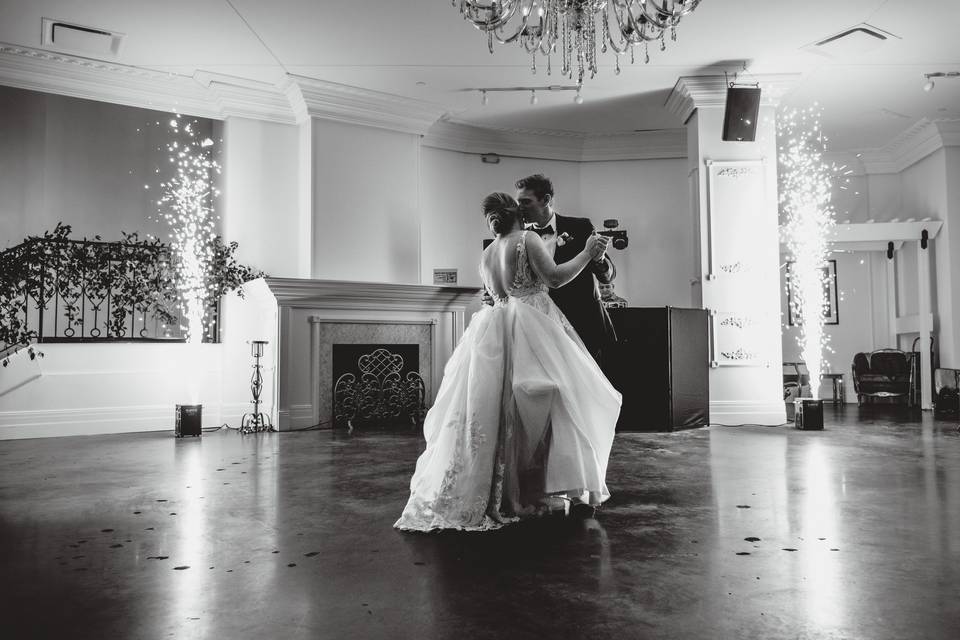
[527,212,558,257]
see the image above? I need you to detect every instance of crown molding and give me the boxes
[193,71,298,124]
[0,42,299,123]
[859,119,960,174]
[286,75,447,135]
[0,42,219,118]
[665,73,801,123]
[422,119,686,162]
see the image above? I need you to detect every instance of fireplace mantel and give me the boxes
[265,278,479,311]
[264,278,481,430]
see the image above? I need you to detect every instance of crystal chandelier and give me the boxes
[455,1,702,83]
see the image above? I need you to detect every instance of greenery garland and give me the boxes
[1,223,264,366]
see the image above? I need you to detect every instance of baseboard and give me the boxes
[709,400,787,426]
[279,404,319,431]
[0,403,232,440]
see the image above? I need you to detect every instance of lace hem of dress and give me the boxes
[394,514,517,533]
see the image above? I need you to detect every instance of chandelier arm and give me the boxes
[603,6,633,54]
[623,2,666,39]
[636,1,701,27]
[497,14,547,46]
[461,1,522,32]
[609,2,657,47]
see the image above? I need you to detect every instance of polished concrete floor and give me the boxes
[1,405,959,639]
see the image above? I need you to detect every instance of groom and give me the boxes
[515,174,618,365]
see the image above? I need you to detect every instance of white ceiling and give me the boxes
[1,0,959,151]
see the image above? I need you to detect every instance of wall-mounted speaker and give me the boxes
[722,86,761,142]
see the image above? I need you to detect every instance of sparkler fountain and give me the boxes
[154,116,221,425]
[779,105,836,429]
[158,117,221,345]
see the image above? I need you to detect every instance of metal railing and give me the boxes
[1,236,218,357]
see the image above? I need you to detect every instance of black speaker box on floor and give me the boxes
[175,404,202,437]
[722,86,761,142]
[605,307,709,431]
[794,399,824,430]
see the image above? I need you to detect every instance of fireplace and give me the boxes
[265,277,480,431]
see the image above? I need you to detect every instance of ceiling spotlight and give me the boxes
[530,90,538,105]
[480,90,488,106]
[922,71,960,92]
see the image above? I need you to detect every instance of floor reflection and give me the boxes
[2,408,959,638]
[171,438,209,636]
[795,440,843,629]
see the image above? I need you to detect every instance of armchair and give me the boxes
[851,349,915,406]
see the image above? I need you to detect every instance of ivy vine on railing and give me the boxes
[1,223,264,366]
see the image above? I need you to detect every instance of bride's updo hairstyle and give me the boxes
[482,192,520,235]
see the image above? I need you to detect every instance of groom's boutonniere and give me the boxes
[556,232,573,247]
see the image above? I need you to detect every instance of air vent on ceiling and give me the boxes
[802,23,898,59]
[41,18,125,58]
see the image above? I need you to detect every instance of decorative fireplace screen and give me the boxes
[333,346,426,432]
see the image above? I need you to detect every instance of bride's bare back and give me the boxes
[480,230,526,299]
[481,229,602,299]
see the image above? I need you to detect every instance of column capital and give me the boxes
[284,75,447,135]
[665,74,801,124]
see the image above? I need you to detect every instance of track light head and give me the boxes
[922,71,960,92]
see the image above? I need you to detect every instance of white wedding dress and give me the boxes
[394,231,622,532]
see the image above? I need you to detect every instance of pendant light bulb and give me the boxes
[530,90,538,105]
[481,90,489,106]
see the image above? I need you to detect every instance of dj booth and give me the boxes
[604,307,710,432]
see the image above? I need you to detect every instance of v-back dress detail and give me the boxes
[395,231,621,532]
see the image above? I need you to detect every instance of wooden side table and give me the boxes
[821,373,845,405]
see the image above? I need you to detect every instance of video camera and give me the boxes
[597,219,628,250]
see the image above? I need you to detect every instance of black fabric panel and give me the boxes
[605,307,709,432]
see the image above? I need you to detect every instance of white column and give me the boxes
[917,240,933,409]
[886,254,897,348]
[297,118,314,278]
[666,75,799,425]
[221,117,304,278]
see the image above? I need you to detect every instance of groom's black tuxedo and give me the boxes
[549,214,617,362]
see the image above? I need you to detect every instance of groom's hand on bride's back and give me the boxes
[481,288,495,306]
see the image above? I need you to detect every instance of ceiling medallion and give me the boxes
[455,0,702,84]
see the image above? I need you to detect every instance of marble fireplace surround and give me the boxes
[265,278,479,430]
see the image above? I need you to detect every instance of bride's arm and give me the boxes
[525,232,604,288]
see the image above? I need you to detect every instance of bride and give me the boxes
[394,192,622,532]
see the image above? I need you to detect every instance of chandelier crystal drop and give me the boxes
[454,0,702,83]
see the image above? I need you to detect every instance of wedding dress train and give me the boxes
[395,231,621,532]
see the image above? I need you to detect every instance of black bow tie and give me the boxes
[530,225,555,237]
